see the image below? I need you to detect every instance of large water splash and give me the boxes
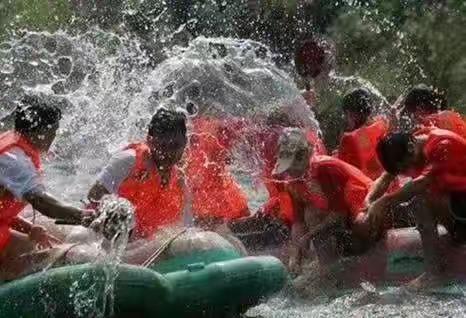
[0,29,318,204]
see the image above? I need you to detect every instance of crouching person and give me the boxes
[272,128,383,275]
[367,128,466,289]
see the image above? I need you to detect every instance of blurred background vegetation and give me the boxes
[1,0,465,145]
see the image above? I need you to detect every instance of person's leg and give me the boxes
[445,192,466,244]
[229,213,290,251]
[414,195,444,274]
[0,231,41,280]
[406,194,451,290]
[0,230,102,281]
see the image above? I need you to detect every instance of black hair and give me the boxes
[14,95,62,135]
[148,108,187,138]
[376,132,414,175]
[403,84,447,113]
[342,87,373,118]
[294,38,326,78]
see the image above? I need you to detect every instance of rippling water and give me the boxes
[248,293,466,318]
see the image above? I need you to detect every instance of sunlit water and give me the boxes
[1,29,465,317]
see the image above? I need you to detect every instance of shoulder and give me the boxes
[0,147,36,170]
[102,149,137,177]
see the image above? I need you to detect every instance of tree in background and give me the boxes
[0,0,465,146]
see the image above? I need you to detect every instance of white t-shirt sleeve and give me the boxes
[0,147,45,199]
[97,149,136,194]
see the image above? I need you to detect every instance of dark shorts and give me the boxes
[228,213,290,251]
[450,192,466,244]
[312,220,370,261]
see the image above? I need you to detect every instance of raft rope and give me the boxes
[42,243,81,271]
[141,228,188,268]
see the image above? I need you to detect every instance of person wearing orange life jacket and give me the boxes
[398,84,466,139]
[368,84,466,223]
[258,108,326,227]
[272,128,381,274]
[367,128,466,290]
[186,115,249,228]
[88,108,188,240]
[336,87,389,180]
[0,96,94,280]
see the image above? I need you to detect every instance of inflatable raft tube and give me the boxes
[0,256,287,318]
[331,227,466,287]
[151,247,241,273]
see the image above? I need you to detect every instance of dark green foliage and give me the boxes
[1,0,465,145]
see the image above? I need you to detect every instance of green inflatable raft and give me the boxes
[0,254,287,318]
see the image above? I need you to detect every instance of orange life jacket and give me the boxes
[117,142,184,239]
[337,118,388,180]
[187,117,249,221]
[422,110,466,140]
[420,129,466,194]
[306,130,327,156]
[291,155,373,220]
[0,131,42,250]
[260,127,325,226]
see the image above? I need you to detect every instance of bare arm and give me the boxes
[10,216,33,234]
[381,174,433,208]
[24,192,85,224]
[366,172,396,204]
[288,190,307,272]
[367,174,433,232]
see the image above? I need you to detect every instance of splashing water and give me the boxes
[95,196,135,317]
[69,195,135,318]
[1,21,463,318]
[0,30,318,204]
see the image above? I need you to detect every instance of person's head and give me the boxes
[147,107,187,168]
[295,37,334,82]
[266,107,297,128]
[400,84,447,120]
[14,95,62,152]
[342,87,373,131]
[273,128,312,178]
[376,132,419,175]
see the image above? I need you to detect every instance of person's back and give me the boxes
[417,128,466,193]
[291,155,372,220]
[186,116,249,225]
[422,110,466,140]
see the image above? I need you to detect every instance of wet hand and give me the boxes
[81,209,99,228]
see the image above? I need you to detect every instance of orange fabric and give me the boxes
[261,179,295,225]
[291,155,373,220]
[187,117,249,221]
[306,130,327,156]
[422,110,466,140]
[0,131,42,250]
[118,142,184,238]
[260,127,325,225]
[420,129,466,193]
[337,118,388,180]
